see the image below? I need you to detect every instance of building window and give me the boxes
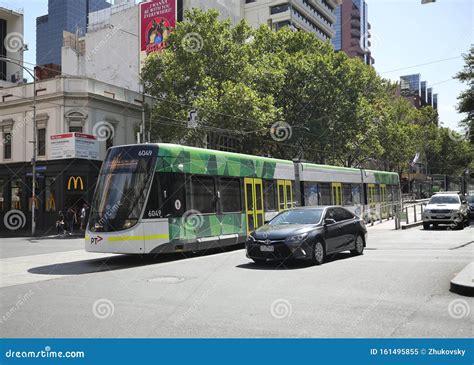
[3,132,12,159]
[38,128,46,156]
[11,179,22,209]
[219,178,241,213]
[45,178,56,212]
[69,126,83,133]
[270,4,290,15]
[106,135,114,151]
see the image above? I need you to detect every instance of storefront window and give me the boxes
[11,179,22,209]
[45,178,56,212]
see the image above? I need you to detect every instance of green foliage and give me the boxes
[141,9,472,176]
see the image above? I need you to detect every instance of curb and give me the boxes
[450,263,474,297]
[401,221,423,230]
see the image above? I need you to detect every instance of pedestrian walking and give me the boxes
[56,211,65,235]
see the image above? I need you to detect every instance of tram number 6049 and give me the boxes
[138,150,153,157]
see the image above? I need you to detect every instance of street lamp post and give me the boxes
[0,57,38,236]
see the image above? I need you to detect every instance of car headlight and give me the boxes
[424,209,431,214]
[247,235,256,243]
[285,233,309,244]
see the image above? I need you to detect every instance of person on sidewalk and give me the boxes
[66,206,77,234]
[79,204,88,230]
[56,211,65,235]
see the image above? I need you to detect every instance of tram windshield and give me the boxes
[88,146,157,232]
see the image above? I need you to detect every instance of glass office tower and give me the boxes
[36,0,111,66]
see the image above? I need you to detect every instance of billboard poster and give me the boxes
[139,0,177,73]
[50,133,100,161]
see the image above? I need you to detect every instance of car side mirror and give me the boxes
[324,218,336,225]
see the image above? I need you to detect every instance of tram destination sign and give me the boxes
[50,133,100,161]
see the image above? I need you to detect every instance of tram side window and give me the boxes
[304,182,319,206]
[263,180,276,211]
[219,178,241,213]
[160,173,186,217]
[190,175,216,214]
[352,184,361,205]
[375,185,380,203]
[342,184,352,206]
[319,183,331,205]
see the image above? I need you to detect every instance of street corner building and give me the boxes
[0,76,147,234]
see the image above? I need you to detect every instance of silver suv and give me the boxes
[422,192,470,230]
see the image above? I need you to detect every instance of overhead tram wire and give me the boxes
[379,55,463,75]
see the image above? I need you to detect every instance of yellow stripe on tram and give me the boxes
[108,234,169,242]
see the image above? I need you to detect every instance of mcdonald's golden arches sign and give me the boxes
[67,176,85,191]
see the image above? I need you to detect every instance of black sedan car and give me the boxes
[246,206,367,265]
[466,196,474,218]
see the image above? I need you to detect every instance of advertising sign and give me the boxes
[139,0,176,72]
[50,133,100,161]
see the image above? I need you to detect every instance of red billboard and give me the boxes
[140,0,176,67]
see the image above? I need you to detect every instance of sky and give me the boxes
[3,0,472,131]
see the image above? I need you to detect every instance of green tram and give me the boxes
[86,144,400,254]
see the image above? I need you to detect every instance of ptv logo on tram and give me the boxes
[90,236,103,245]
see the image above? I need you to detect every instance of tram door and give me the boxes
[380,184,387,218]
[367,184,376,219]
[331,183,342,205]
[277,180,293,212]
[244,178,264,233]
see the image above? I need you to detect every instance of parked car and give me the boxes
[422,192,470,230]
[245,206,367,265]
[466,195,474,218]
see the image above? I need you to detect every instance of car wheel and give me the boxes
[311,241,325,265]
[351,235,364,256]
[423,223,430,230]
[252,259,267,265]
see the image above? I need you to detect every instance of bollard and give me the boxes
[413,205,417,223]
[405,207,409,224]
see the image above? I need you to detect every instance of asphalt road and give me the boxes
[0,222,473,338]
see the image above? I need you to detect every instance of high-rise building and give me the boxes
[0,6,24,87]
[36,0,111,67]
[399,74,438,111]
[244,0,342,43]
[332,0,373,65]
[432,94,438,110]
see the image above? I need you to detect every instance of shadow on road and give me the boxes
[28,244,244,276]
[237,252,355,270]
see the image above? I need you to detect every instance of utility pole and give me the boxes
[0,57,38,236]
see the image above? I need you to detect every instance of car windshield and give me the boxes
[269,209,323,225]
[466,196,474,203]
[429,195,460,204]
